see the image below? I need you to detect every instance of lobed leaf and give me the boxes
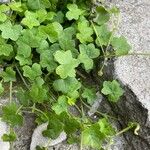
[95,24,111,46]
[111,36,131,55]
[95,6,110,25]
[27,0,51,10]
[2,103,23,127]
[78,44,100,70]
[40,50,57,73]
[53,77,81,99]
[54,50,80,79]
[0,21,22,41]
[66,4,84,20]
[2,131,17,142]
[82,88,97,105]
[23,63,42,80]
[0,37,13,57]
[52,95,68,115]
[76,18,93,43]
[21,11,40,29]
[1,67,16,82]
[42,114,63,139]
[9,2,23,12]
[39,22,63,43]
[101,80,124,102]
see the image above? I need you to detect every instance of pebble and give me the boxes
[30,123,67,150]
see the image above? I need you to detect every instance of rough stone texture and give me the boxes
[0,119,10,150]
[110,0,150,120]
[108,88,150,150]
[105,0,150,149]
[13,113,36,150]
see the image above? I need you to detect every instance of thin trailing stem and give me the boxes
[74,104,82,115]
[9,81,12,103]
[115,126,133,136]
[31,107,49,121]
[45,139,52,149]
[105,12,121,53]
[106,52,150,58]
[91,21,107,76]
[9,81,14,150]
[99,12,121,76]
[97,52,150,59]
[49,90,57,101]
[98,51,150,75]
[116,123,140,136]
[112,53,150,57]
[98,60,106,76]
[16,105,23,115]
[44,72,51,81]
[15,65,29,89]
[81,99,117,120]
[80,132,83,150]
[91,21,105,55]
[80,102,84,150]
[76,70,86,79]
[23,105,49,121]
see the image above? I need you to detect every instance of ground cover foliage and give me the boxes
[0,0,139,149]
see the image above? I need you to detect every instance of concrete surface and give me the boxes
[109,0,150,120]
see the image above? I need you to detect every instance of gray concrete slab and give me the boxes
[109,0,150,120]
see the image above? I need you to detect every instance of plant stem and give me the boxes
[31,107,48,120]
[91,21,105,55]
[45,139,52,149]
[74,104,82,115]
[81,100,117,120]
[9,81,14,150]
[116,122,140,136]
[9,81,12,103]
[44,72,51,81]
[115,126,133,136]
[105,12,121,53]
[49,90,57,101]
[15,65,29,89]
[23,105,49,121]
[10,142,13,150]
[16,105,23,114]
[98,60,106,76]
[106,52,150,58]
[91,20,108,76]
[80,132,83,150]
[76,70,86,79]
[99,12,121,76]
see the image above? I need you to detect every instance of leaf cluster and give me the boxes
[0,0,131,149]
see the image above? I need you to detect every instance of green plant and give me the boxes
[0,0,140,149]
